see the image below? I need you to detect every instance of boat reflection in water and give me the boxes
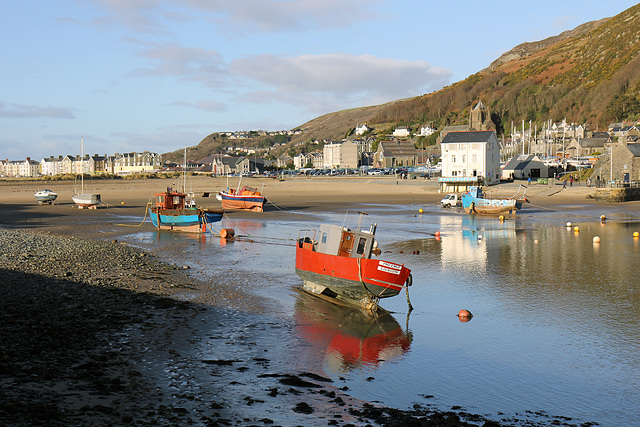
[294,292,411,374]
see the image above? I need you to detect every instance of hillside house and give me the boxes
[438,130,500,192]
[392,126,410,138]
[355,123,372,136]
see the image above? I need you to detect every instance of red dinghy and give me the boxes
[295,217,412,310]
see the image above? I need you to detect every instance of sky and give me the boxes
[1,0,638,161]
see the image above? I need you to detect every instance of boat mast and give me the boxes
[81,136,84,193]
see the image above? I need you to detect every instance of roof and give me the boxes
[441,130,495,144]
[626,143,640,157]
[379,140,418,157]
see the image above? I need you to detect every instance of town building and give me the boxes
[438,130,501,192]
[373,140,418,168]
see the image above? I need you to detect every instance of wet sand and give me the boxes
[0,176,610,426]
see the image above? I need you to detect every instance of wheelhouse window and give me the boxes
[356,237,367,255]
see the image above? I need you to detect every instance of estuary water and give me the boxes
[129,200,640,426]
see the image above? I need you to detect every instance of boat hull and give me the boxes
[295,243,411,309]
[218,192,265,212]
[462,193,522,215]
[34,191,58,204]
[72,193,101,209]
[149,207,223,233]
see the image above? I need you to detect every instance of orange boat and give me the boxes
[295,218,412,310]
[216,185,266,212]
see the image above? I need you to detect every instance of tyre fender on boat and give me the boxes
[405,273,412,287]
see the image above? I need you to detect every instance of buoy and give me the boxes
[593,236,601,243]
[477,234,483,240]
[566,222,572,227]
[434,231,440,237]
[419,208,424,213]
[634,232,639,238]
[458,309,473,319]
[534,239,539,244]
[574,226,580,232]
[220,228,235,238]
[499,215,505,221]
[121,201,125,205]
[600,215,606,222]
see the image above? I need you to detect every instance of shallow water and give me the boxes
[127,202,640,426]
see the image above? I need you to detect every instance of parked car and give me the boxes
[440,193,462,208]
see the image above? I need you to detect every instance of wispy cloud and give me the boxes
[0,102,75,119]
[231,53,452,112]
[89,0,383,34]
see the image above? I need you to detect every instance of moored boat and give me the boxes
[462,185,527,215]
[34,189,58,204]
[149,187,223,233]
[72,192,101,209]
[216,185,266,212]
[295,218,412,310]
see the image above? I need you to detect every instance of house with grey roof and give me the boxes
[373,140,418,168]
[439,130,500,192]
[501,155,548,180]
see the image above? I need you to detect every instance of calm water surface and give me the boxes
[127,202,640,426]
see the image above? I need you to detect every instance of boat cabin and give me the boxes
[300,224,377,259]
[154,187,189,210]
[467,186,483,198]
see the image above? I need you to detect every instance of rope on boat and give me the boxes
[405,274,414,313]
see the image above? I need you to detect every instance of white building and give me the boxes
[392,126,410,137]
[438,130,501,192]
[419,125,436,136]
[355,123,371,135]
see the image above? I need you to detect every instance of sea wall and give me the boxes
[594,187,640,202]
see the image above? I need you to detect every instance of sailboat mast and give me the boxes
[81,136,84,193]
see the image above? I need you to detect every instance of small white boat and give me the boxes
[72,192,101,209]
[34,189,58,204]
[73,137,101,209]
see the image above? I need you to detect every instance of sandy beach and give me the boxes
[0,176,611,426]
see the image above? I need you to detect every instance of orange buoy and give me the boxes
[600,215,606,222]
[220,228,235,238]
[458,309,473,319]
[434,231,440,237]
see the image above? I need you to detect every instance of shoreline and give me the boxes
[0,177,613,425]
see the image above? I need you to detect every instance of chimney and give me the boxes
[26,157,30,161]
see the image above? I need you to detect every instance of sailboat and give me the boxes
[72,137,101,209]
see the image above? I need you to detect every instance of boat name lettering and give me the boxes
[377,266,401,275]
[378,261,402,270]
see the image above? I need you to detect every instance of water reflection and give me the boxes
[294,292,411,374]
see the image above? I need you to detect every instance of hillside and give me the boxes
[169,4,640,162]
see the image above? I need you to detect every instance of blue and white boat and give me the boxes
[149,187,223,233]
[462,185,527,215]
[34,189,58,204]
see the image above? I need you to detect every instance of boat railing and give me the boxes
[297,229,317,248]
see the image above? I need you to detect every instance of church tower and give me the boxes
[469,100,495,131]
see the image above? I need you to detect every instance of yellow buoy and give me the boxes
[600,215,606,221]
[499,215,505,221]
[593,236,601,243]
[419,208,424,213]
[574,226,580,232]
[634,232,639,238]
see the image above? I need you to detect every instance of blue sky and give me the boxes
[1,0,638,161]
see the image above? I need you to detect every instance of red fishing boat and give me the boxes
[295,217,412,310]
[216,185,266,212]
